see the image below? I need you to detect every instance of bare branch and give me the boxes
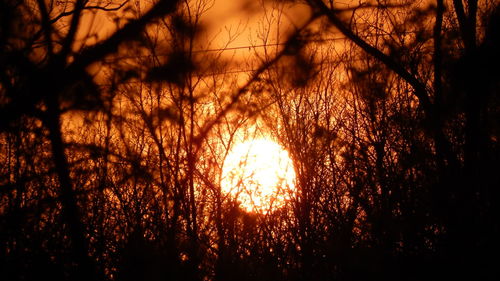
[50,0,129,24]
[193,15,318,154]
[307,0,432,114]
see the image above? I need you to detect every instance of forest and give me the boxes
[1,0,499,280]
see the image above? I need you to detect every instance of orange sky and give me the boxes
[72,0,311,56]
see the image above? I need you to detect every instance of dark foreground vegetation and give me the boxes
[1,0,499,280]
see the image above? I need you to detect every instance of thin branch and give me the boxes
[433,0,444,108]
[36,0,54,54]
[192,15,318,154]
[50,1,129,24]
[59,0,85,59]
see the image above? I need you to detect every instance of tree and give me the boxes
[2,0,499,280]
[273,0,500,279]
[0,1,185,280]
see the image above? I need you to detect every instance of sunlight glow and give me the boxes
[221,138,296,213]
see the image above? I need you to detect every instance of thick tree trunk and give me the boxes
[46,96,98,281]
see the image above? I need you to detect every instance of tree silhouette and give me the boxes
[1,0,500,280]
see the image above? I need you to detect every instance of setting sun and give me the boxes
[221,138,296,213]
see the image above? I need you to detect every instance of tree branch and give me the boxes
[50,1,129,24]
[452,0,476,50]
[433,0,444,108]
[68,0,179,72]
[307,0,432,114]
[59,0,85,60]
[193,15,318,154]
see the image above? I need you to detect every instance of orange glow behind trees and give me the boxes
[1,1,500,281]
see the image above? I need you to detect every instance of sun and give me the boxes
[221,138,296,213]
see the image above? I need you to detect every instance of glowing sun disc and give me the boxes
[221,138,296,213]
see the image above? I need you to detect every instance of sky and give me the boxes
[72,0,311,57]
